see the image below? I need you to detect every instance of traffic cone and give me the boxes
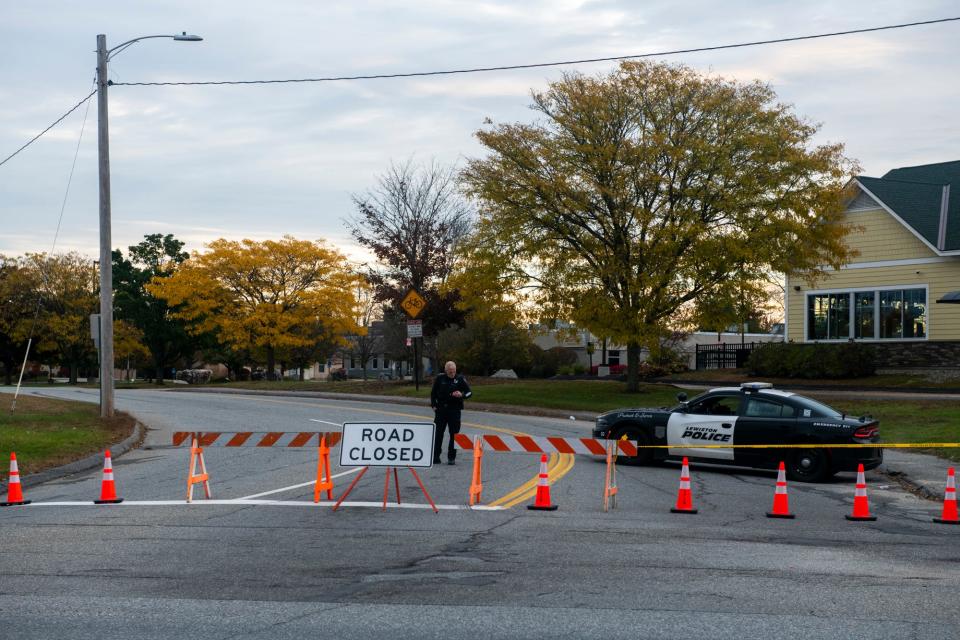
[766,461,795,519]
[933,467,959,525]
[845,463,876,521]
[527,453,558,511]
[94,450,123,504]
[1,452,31,507]
[670,457,698,514]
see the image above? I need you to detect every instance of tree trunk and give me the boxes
[626,341,642,392]
[69,362,78,385]
[154,354,165,385]
[3,358,12,386]
[298,365,305,382]
[266,346,276,381]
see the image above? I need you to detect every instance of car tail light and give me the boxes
[854,424,879,439]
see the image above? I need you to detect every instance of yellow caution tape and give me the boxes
[632,442,960,449]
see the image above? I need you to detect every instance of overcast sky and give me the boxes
[1,1,958,263]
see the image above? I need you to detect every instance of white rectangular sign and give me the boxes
[339,422,435,468]
[406,320,423,338]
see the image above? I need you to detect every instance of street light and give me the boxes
[96,32,202,417]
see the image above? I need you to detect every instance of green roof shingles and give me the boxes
[855,160,960,252]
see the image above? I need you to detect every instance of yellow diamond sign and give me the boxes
[400,289,426,319]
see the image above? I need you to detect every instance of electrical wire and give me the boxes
[110,16,960,87]
[10,79,95,413]
[0,88,97,168]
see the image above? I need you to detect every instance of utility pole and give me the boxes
[96,34,114,418]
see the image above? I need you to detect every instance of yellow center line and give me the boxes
[211,394,574,506]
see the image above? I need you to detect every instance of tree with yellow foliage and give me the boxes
[462,60,858,391]
[148,236,360,379]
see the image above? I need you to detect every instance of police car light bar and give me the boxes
[741,382,774,390]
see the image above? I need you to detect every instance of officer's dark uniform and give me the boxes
[430,372,472,463]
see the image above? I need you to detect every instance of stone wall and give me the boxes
[871,341,960,369]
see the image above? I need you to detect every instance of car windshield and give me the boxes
[792,396,843,419]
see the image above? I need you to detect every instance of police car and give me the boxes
[592,382,882,482]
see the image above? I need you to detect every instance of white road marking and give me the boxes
[237,467,363,500]
[17,499,503,511]
[309,418,343,427]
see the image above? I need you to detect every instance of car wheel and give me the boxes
[786,448,831,483]
[613,428,653,466]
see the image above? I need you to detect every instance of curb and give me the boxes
[170,386,600,422]
[7,420,145,490]
[878,468,941,502]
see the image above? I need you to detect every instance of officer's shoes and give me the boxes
[433,458,442,465]
[447,459,456,465]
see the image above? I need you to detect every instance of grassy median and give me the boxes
[0,393,136,476]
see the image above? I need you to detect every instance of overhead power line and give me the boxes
[111,16,960,87]
[0,89,97,168]
[1,17,957,167]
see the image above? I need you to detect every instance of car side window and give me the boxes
[689,395,741,416]
[744,398,783,418]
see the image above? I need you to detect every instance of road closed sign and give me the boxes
[339,422,435,468]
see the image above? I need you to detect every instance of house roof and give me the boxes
[854,160,960,252]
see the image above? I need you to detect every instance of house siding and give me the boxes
[787,260,960,341]
[844,208,937,262]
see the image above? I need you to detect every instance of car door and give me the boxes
[666,393,739,461]
[733,395,797,466]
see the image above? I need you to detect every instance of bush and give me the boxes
[328,368,348,382]
[747,342,876,379]
[528,346,579,378]
[572,364,586,375]
[175,369,213,385]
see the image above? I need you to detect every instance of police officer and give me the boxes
[430,361,472,465]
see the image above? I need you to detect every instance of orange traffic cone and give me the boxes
[933,467,959,525]
[1,452,31,507]
[845,463,876,521]
[670,457,698,514]
[766,461,795,519]
[527,453,558,511]
[94,450,123,504]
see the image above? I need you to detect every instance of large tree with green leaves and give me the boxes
[462,60,858,391]
[113,234,196,384]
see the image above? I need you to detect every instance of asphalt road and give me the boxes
[2,387,957,639]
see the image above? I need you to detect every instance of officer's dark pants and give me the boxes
[434,408,461,462]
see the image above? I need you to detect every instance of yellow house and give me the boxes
[785,160,960,369]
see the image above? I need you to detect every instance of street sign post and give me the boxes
[400,289,428,391]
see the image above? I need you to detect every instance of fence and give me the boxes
[695,342,758,370]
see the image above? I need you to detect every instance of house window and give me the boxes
[854,292,874,339]
[383,358,391,369]
[372,357,379,369]
[807,293,849,340]
[607,351,621,365]
[349,357,357,369]
[881,288,926,339]
[808,288,926,341]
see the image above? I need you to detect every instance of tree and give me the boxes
[113,234,196,384]
[0,255,38,385]
[20,253,99,383]
[462,60,858,391]
[344,279,383,380]
[148,236,360,378]
[347,159,473,375]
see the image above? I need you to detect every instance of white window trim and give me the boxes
[803,284,929,343]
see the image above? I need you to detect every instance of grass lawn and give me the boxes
[0,393,136,476]
[193,378,684,412]
[824,398,960,464]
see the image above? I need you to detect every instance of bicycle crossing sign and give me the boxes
[400,289,426,319]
